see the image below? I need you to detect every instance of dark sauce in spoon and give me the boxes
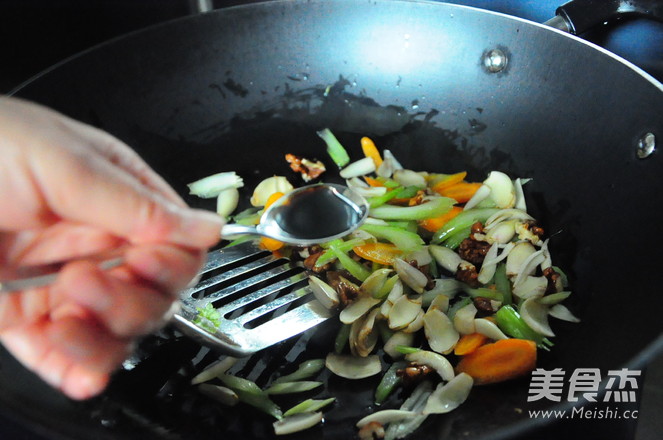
[271,185,365,240]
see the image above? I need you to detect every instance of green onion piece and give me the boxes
[193,303,222,332]
[283,398,336,417]
[495,305,553,349]
[539,291,572,305]
[395,345,421,355]
[463,287,504,301]
[447,297,472,320]
[272,359,325,384]
[375,361,407,405]
[266,381,323,395]
[334,323,352,354]
[441,225,472,250]
[370,196,456,221]
[494,263,512,305]
[360,224,424,252]
[432,208,500,243]
[317,128,350,168]
[330,245,371,281]
[218,374,283,419]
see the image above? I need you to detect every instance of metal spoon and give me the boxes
[220,183,369,245]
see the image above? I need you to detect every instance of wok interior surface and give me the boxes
[5,0,663,438]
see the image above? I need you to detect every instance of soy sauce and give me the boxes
[271,185,364,240]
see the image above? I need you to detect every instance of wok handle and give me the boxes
[546,0,663,35]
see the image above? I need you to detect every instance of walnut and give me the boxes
[456,261,479,287]
[285,153,326,182]
[396,363,435,387]
[325,271,360,306]
[458,237,491,265]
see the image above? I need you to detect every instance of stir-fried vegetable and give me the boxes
[187,131,579,437]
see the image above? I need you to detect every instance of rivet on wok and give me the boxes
[636,133,656,159]
[483,49,508,73]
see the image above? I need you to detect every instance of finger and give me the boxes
[0,316,130,400]
[1,222,123,266]
[53,261,178,338]
[34,148,223,248]
[123,243,205,294]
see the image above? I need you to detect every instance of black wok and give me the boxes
[4,0,663,439]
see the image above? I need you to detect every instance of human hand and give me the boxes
[0,97,223,399]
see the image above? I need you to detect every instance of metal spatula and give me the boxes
[0,183,368,356]
[172,240,332,357]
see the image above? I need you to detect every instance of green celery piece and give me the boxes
[224,235,255,248]
[432,208,500,243]
[370,196,455,221]
[463,286,504,301]
[442,225,472,250]
[368,185,406,208]
[334,324,352,354]
[272,359,325,384]
[386,220,418,233]
[360,224,424,252]
[283,398,336,417]
[494,263,512,305]
[375,274,399,299]
[447,297,472,320]
[317,128,350,168]
[495,305,553,350]
[375,361,407,405]
[331,245,371,281]
[315,238,366,268]
[218,374,283,419]
[539,291,572,305]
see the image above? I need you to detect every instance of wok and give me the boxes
[4,0,663,438]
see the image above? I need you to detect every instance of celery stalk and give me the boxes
[375,361,407,405]
[495,305,553,349]
[494,263,512,305]
[360,224,424,252]
[334,324,352,354]
[370,196,455,221]
[331,245,371,281]
[432,208,499,243]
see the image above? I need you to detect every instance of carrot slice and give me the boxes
[364,176,384,187]
[259,192,285,251]
[418,206,463,233]
[353,242,403,265]
[361,136,383,168]
[436,182,482,203]
[431,171,467,193]
[455,338,537,385]
[454,333,489,356]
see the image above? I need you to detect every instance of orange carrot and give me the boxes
[454,333,489,356]
[259,192,285,251]
[455,338,537,385]
[431,171,467,193]
[361,137,383,168]
[353,242,403,265]
[436,182,482,203]
[418,206,463,233]
[364,176,384,187]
